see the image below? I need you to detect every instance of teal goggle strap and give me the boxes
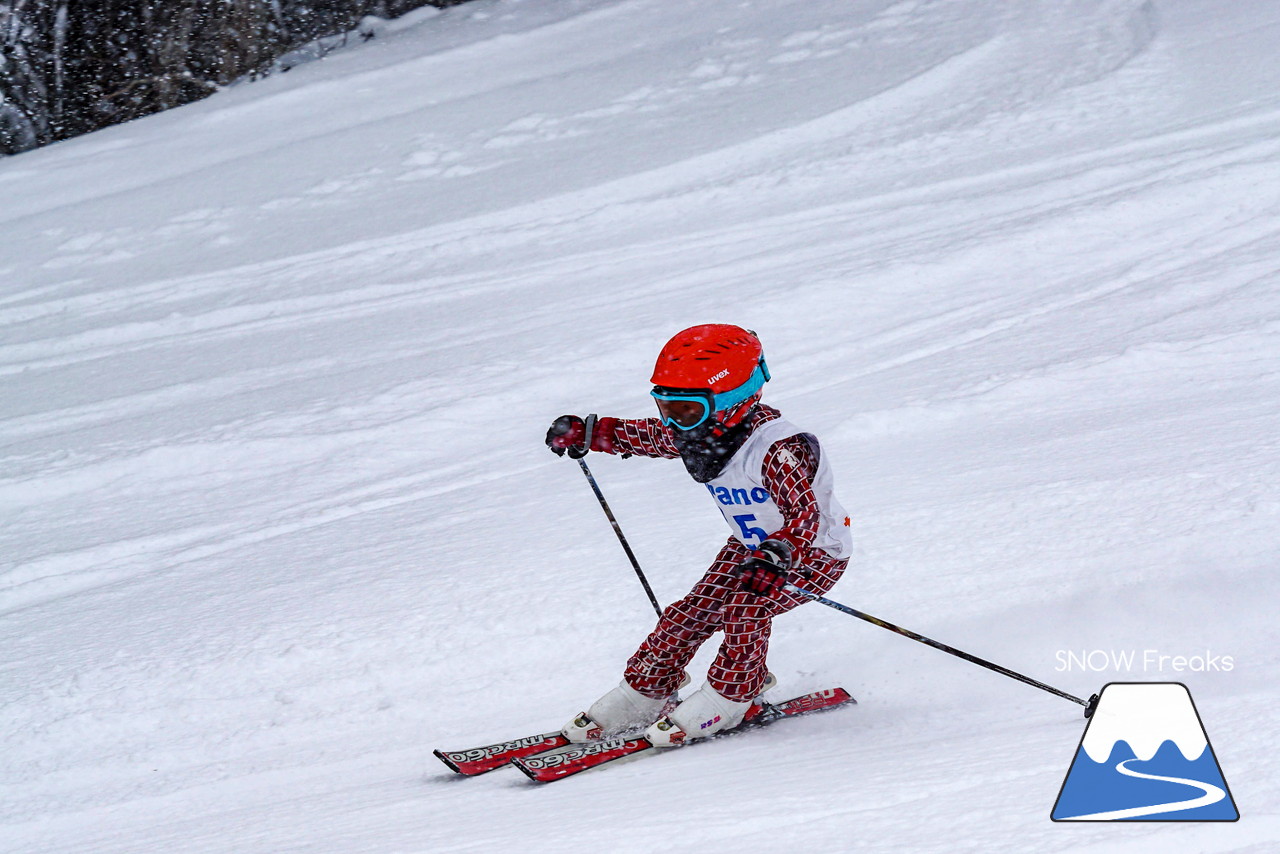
[711,361,769,412]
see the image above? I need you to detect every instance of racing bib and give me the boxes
[705,417,852,559]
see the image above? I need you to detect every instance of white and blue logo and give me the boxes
[1052,682,1238,821]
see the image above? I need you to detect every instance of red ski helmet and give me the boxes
[650,324,770,431]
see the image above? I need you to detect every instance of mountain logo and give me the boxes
[1052,682,1238,821]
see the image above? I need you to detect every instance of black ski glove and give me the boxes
[735,539,796,598]
[546,414,597,458]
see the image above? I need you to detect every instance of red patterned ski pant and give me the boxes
[623,538,846,702]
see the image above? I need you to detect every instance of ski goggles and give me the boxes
[651,361,770,431]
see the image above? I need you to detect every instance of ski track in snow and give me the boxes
[2,0,1278,851]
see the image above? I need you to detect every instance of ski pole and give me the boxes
[784,583,1100,718]
[575,456,663,620]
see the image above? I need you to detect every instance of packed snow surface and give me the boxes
[2,0,1278,851]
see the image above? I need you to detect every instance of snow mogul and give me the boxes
[545,323,852,747]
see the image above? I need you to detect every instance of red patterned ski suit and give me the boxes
[594,405,847,702]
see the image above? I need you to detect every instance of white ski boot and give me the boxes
[645,673,776,748]
[562,680,674,743]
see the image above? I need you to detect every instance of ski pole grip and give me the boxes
[567,413,597,459]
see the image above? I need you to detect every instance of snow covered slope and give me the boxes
[2,0,1278,851]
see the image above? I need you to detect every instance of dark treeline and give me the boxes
[1,1,466,155]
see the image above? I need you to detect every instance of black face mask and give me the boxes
[671,416,753,483]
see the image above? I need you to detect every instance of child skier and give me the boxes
[545,324,852,747]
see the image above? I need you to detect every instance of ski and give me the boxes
[434,675,696,775]
[512,687,855,783]
[434,732,571,776]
